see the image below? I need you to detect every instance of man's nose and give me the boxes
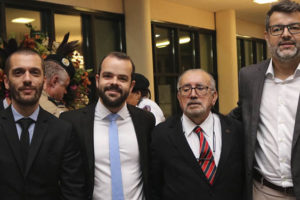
[282,26,292,38]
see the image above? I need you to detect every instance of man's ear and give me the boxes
[130,80,136,93]
[4,74,9,90]
[212,91,218,106]
[50,75,59,87]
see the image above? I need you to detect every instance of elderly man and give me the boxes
[0,49,85,200]
[39,55,75,117]
[230,0,300,199]
[151,69,244,200]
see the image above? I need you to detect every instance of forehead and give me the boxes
[180,71,211,86]
[269,11,300,25]
[9,53,43,71]
[100,56,132,76]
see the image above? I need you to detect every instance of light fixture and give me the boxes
[155,34,160,38]
[253,0,278,4]
[156,40,170,48]
[179,37,191,44]
[11,18,35,24]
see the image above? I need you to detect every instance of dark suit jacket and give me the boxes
[150,114,244,200]
[0,98,4,111]
[229,59,300,200]
[59,103,156,200]
[0,106,86,200]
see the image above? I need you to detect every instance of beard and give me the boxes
[9,81,43,107]
[183,100,207,119]
[268,38,300,62]
[98,84,130,108]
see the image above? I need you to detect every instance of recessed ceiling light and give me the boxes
[253,0,278,4]
[11,18,35,24]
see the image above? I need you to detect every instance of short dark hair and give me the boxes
[98,52,135,81]
[5,48,45,76]
[266,0,300,31]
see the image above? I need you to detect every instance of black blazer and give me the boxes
[60,103,156,200]
[229,59,300,200]
[151,114,244,200]
[0,106,86,200]
[0,98,4,111]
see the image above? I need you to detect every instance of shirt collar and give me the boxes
[182,112,214,137]
[266,58,300,79]
[11,104,39,122]
[95,99,128,121]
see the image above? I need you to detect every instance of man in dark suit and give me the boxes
[60,52,155,200]
[0,49,86,200]
[151,69,244,200]
[229,1,300,199]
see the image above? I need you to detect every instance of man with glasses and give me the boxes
[151,69,244,200]
[229,0,300,199]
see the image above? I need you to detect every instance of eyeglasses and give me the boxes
[178,85,213,97]
[268,23,300,36]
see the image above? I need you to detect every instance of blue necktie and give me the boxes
[108,113,124,200]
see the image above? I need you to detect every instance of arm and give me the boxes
[59,123,87,200]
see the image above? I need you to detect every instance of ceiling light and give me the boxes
[253,0,278,4]
[179,37,191,44]
[156,40,170,48]
[11,18,35,24]
[155,34,160,38]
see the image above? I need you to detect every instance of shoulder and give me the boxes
[217,113,243,132]
[40,108,72,130]
[239,59,270,75]
[152,115,180,134]
[128,104,155,120]
[60,103,95,120]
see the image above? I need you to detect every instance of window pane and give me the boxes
[155,27,176,73]
[237,39,242,70]
[244,40,253,66]
[256,41,264,63]
[54,14,82,54]
[199,33,214,74]
[179,30,194,72]
[94,18,120,69]
[155,76,178,118]
[6,7,41,43]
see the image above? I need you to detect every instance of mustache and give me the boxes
[187,100,202,106]
[279,39,295,45]
[104,85,122,93]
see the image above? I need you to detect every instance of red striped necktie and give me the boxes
[194,126,217,185]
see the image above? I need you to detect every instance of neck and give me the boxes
[12,101,38,117]
[272,57,299,80]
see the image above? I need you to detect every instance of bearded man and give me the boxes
[229,1,300,199]
[150,69,244,200]
[60,52,155,200]
[0,49,86,200]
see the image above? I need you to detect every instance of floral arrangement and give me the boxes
[0,24,92,109]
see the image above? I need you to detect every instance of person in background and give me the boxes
[127,73,165,125]
[39,55,75,117]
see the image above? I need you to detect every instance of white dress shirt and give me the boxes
[182,112,222,166]
[137,97,165,125]
[255,59,300,187]
[93,101,144,200]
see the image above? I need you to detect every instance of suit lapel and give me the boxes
[25,108,48,177]
[0,107,24,173]
[292,94,300,150]
[249,61,269,154]
[127,105,147,168]
[213,115,233,183]
[168,116,206,180]
[82,104,96,172]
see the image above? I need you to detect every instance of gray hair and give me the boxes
[177,68,216,91]
[44,60,69,84]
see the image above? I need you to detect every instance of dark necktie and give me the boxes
[17,118,34,169]
[194,126,217,185]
